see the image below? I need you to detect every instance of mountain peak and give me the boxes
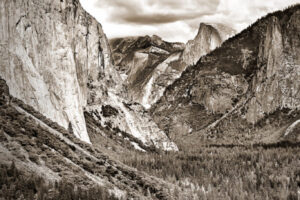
[196,23,216,37]
[197,22,236,41]
[182,22,227,65]
[199,22,211,28]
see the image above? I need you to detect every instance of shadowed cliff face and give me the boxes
[110,24,234,109]
[0,0,176,150]
[151,5,300,144]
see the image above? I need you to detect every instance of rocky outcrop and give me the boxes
[86,92,178,151]
[182,23,223,66]
[110,35,184,70]
[151,5,300,144]
[111,24,234,109]
[0,0,177,150]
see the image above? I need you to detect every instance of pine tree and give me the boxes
[68,122,74,134]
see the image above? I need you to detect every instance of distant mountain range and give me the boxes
[110,23,235,109]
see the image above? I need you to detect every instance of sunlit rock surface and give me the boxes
[0,0,96,142]
[86,92,178,151]
[182,23,223,66]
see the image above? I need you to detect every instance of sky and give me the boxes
[80,0,300,43]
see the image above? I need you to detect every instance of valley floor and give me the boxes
[122,145,300,200]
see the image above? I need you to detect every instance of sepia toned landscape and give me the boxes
[0,0,299,199]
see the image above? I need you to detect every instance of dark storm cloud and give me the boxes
[93,0,219,24]
[146,0,220,10]
[115,12,213,25]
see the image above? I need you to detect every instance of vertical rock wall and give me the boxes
[246,12,300,123]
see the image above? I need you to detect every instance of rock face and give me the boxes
[246,14,300,123]
[1,0,97,143]
[110,35,185,109]
[182,23,223,66]
[151,5,300,144]
[111,24,234,109]
[86,92,178,151]
[0,0,176,150]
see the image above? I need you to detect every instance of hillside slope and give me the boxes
[151,5,300,145]
[0,77,181,199]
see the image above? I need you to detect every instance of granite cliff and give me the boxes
[181,23,234,66]
[0,0,176,150]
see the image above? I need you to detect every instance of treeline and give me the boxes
[123,146,300,200]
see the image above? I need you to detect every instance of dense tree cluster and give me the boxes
[123,146,300,200]
[0,162,117,200]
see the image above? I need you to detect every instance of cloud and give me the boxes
[92,0,218,25]
[214,0,300,31]
[115,12,213,25]
[80,0,300,43]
